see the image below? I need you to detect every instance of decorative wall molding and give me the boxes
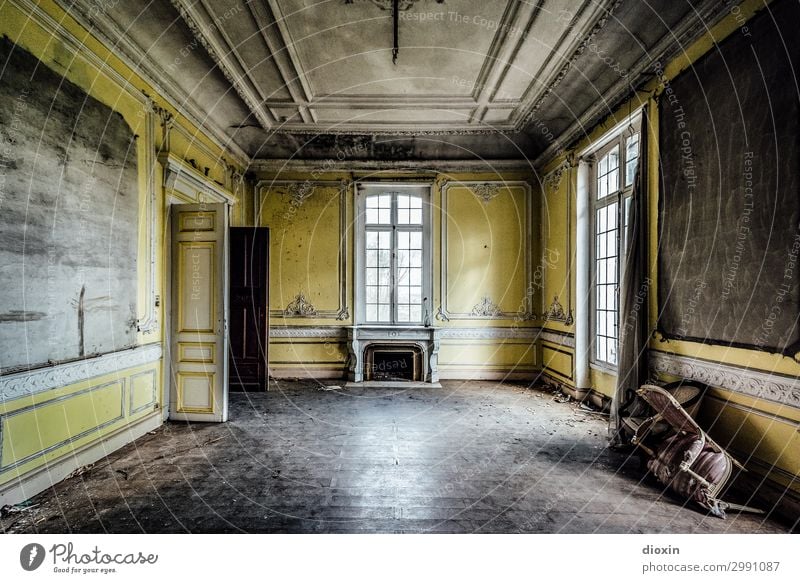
[540,329,576,348]
[649,351,800,409]
[160,152,236,204]
[252,159,534,173]
[284,293,318,317]
[471,296,502,317]
[0,344,163,404]
[543,160,571,192]
[270,326,348,339]
[268,326,542,341]
[471,183,502,205]
[259,180,350,320]
[543,295,574,325]
[440,181,534,321]
[438,327,541,340]
[136,96,159,334]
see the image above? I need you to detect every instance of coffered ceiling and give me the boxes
[62,0,727,163]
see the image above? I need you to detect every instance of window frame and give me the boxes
[355,182,433,326]
[588,121,641,370]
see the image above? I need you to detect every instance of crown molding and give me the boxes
[159,153,236,204]
[250,159,536,174]
[53,0,249,167]
[532,0,728,167]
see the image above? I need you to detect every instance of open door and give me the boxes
[229,227,269,390]
[170,203,229,422]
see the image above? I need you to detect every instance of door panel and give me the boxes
[229,227,269,390]
[170,203,229,422]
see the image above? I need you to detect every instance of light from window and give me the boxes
[625,134,639,186]
[364,192,425,324]
[597,146,619,199]
[595,202,619,365]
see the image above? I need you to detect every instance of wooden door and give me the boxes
[170,203,229,422]
[228,227,269,390]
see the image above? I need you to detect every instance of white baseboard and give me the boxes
[0,411,163,507]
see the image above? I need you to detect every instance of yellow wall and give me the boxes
[257,171,541,379]
[539,0,800,497]
[0,0,246,499]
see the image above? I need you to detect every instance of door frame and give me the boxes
[160,153,236,421]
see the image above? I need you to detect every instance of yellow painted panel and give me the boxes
[179,212,215,232]
[179,342,215,363]
[178,242,215,333]
[439,342,535,367]
[269,341,348,364]
[1,380,123,468]
[591,367,617,398]
[445,185,527,315]
[177,372,214,413]
[700,398,800,487]
[542,344,573,381]
[130,370,157,414]
[261,186,342,315]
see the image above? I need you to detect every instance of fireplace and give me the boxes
[346,326,440,383]
[364,344,422,382]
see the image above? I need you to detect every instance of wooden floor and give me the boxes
[1,381,791,533]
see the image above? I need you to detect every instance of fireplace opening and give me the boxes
[364,344,423,382]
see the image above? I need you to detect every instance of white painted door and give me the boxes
[170,203,229,422]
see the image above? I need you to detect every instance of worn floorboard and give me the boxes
[0,381,790,533]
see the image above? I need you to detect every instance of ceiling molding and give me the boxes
[171,0,276,130]
[512,0,623,130]
[54,0,249,167]
[251,158,537,174]
[531,0,728,167]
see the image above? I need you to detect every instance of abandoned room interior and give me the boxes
[0,0,798,535]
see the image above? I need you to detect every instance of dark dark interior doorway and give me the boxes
[229,227,269,391]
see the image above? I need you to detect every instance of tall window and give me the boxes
[592,127,639,367]
[361,188,428,324]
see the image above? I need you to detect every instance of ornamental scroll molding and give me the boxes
[471,183,502,205]
[470,296,502,318]
[543,160,571,192]
[543,296,574,325]
[284,293,318,317]
[345,0,445,11]
[649,351,800,409]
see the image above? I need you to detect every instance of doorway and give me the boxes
[228,227,270,391]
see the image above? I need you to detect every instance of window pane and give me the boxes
[409,209,422,224]
[410,269,421,285]
[410,285,422,304]
[378,286,390,303]
[366,208,378,224]
[397,305,410,322]
[625,134,640,187]
[378,208,390,224]
[597,259,607,284]
[379,231,390,248]
[608,168,619,194]
[366,286,377,303]
[378,304,390,322]
[410,231,422,248]
[397,231,409,248]
[366,232,378,249]
[397,250,409,268]
[398,209,410,224]
[408,305,421,322]
[366,250,377,267]
[398,287,409,303]
[366,269,377,284]
[378,250,391,267]
[410,250,422,267]
[607,147,619,170]
[366,305,377,321]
